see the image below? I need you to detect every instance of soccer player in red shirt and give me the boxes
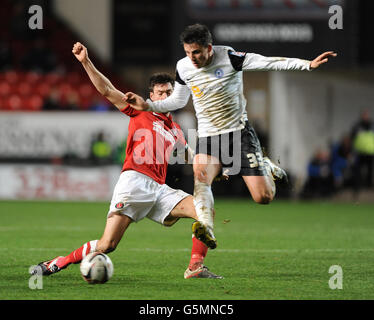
[30,42,222,279]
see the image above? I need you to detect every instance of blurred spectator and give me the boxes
[331,134,354,190]
[22,37,58,73]
[113,140,127,166]
[90,131,113,165]
[0,40,12,71]
[89,97,111,112]
[42,88,61,111]
[301,149,334,198]
[63,91,80,111]
[351,109,374,189]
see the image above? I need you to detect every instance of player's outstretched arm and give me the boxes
[309,51,337,69]
[242,50,337,72]
[72,42,126,110]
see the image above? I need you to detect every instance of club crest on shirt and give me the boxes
[214,68,224,79]
[115,202,124,209]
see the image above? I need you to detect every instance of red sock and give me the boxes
[56,240,98,268]
[188,235,208,271]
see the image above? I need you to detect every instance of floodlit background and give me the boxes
[0,0,373,202]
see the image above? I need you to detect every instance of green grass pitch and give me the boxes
[0,199,374,300]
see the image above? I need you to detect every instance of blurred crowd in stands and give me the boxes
[301,109,374,198]
[0,0,129,112]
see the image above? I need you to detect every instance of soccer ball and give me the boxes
[80,252,114,284]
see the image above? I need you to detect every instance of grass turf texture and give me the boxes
[0,199,373,300]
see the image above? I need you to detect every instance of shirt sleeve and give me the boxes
[228,50,247,71]
[242,53,311,71]
[120,104,141,117]
[146,81,191,113]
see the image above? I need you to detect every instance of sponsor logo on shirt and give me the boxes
[230,51,246,57]
[153,121,176,145]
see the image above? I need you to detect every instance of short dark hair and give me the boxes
[149,73,175,92]
[180,23,212,47]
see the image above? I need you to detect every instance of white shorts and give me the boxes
[108,170,190,225]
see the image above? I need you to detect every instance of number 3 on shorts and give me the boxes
[246,152,264,168]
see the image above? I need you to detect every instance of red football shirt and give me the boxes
[120,105,186,184]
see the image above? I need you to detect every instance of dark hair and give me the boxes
[180,23,212,47]
[149,73,175,92]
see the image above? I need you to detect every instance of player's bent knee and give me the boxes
[252,191,273,205]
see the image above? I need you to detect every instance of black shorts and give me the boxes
[196,121,267,176]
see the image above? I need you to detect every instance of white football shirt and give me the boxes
[147,45,311,137]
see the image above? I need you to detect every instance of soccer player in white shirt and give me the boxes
[124,24,337,249]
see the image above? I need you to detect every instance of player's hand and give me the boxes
[310,51,337,69]
[123,92,149,111]
[72,42,88,63]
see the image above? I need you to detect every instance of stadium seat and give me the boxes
[36,83,52,97]
[4,94,22,111]
[4,71,18,84]
[0,0,133,112]
[78,83,94,97]
[45,73,62,86]
[66,72,81,85]
[0,83,11,97]
[25,94,44,111]
[24,72,42,85]
[17,82,32,96]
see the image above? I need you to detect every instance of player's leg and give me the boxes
[166,196,210,274]
[192,153,221,249]
[153,191,222,278]
[166,195,210,271]
[242,158,288,204]
[239,122,287,204]
[30,213,132,276]
[56,213,131,267]
[96,213,132,253]
[165,194,198,222]
[242,175,275,204]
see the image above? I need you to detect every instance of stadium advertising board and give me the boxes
[0,112,128,159]
[174,0,358,67]
[0,165,120,201]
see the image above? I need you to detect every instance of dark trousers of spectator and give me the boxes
[353,154,374,190]
[301,176,334,199]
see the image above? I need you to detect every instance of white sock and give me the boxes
[89,240,98,252]
[193,180,214,230]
